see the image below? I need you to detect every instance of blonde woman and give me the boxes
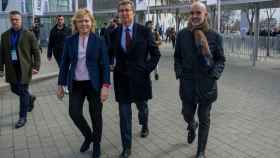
[57,9,110,158]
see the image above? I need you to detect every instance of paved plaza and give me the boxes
[0,45,280,158]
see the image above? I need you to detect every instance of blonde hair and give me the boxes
[72,8,96,33]
[118,0,135,12]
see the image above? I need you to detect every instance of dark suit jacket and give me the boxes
[58,32,110,92]
[174,28,226,103]
[109,23,161,103]
[0,29,41,84]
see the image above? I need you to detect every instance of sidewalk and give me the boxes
[0,45,280,158]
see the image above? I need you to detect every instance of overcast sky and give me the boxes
[260,8,280,21]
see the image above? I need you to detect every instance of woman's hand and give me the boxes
[100,87,109,103]
[57,85,65,100]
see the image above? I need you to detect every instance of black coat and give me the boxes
[174,28,225,103]
[47,25,72,58]
[109,23,161,103]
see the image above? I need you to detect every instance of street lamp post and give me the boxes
[217,0,221,33]
[252,4,260,66]
[32,0,35,24]
[147,0,151,21]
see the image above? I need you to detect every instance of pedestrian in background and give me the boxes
[48,15,72,93]
[0,10,41,129]
[145,20,161,80]
[170,27,176,48]
[99,22,107,37]
[106,18,119,68]
[47,15,72,66]
[57,8,110,158]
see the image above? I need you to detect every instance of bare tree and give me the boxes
[265,8,277,57]
[221,10,235,33]
[245,8,256,35]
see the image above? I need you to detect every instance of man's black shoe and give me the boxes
[92,143,101,158]
[119,148,131,158]
[80,139,92,153]
[28,95,36,112]
[196,152,206,158]
[15,118,26,129]
[140,127,149,138]
[187,122,198,144]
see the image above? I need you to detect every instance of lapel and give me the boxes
[73,33,97,63]
[17,29,25,47]
[126,23,138,54]
[6,30,11,50]
[117,26,125,53]
[73,33,79,63]
[119,23,138,54]
[86,33,96,60]
[6,28,25,50]
[130,23,138,52]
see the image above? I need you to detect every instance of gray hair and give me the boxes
[118,0,135,12]
[9,10,22,17]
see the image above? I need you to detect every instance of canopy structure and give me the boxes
[147,3,191,13]
[147,0,279,13]
[208,0,280,9]
[208,0,280,66]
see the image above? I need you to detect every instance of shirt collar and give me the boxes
[79,33,90,38]
[123,22,133,32]
[11,28,22,33]
[56,24,65,30]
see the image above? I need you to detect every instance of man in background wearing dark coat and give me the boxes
[47,15,71,66]
[109,1,161,157]
[174,2,225,158]
[48,15,71,93]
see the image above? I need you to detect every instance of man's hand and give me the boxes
[32,69,39,75]
[0,71,4,78]
[57,85,64,100]
[100,87,109,103]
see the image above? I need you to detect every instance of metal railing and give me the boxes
[223,35,280,60]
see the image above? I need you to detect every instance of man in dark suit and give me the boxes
[0,10,41,129]
[109,1,161,157]
[174,2,226,158]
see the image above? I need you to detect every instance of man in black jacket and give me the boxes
[105,18,119,66]
[174,2,225,158]
[47,15,71,66]
[109,1,161,157]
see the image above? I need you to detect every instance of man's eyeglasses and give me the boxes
[119,9,133,13]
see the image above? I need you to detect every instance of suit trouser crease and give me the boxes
[119,101,148,149]
[69,81,103,143]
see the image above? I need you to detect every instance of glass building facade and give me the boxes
[94,0,118,11]
[48,0,72,12]
[2,0,180,47]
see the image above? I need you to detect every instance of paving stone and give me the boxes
[1,45,280,158]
